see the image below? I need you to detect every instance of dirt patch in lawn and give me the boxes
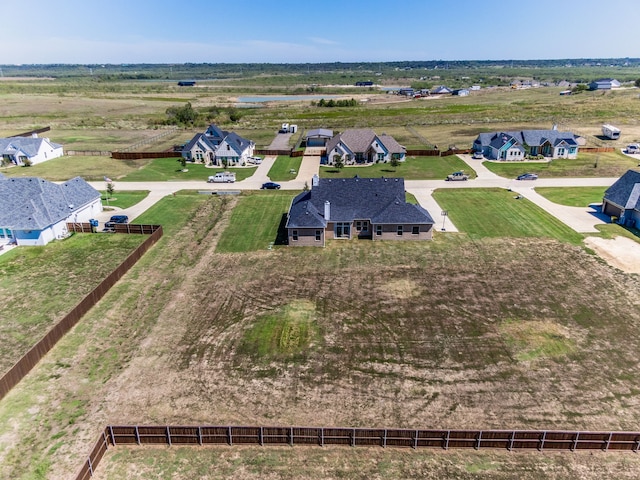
[584,236,640,274]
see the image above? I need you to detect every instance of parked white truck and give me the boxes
[207,172,236,183]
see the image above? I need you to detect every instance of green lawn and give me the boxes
[320,155,473,180]
[0,233,145,373]
[267,156,303,182]
[216,191,297,252]
[99,190,149,209]
[535,187,607,207]
[433,188,584,244]
[120,157,257,182]
[0,155,152,182]
[482,151,636,179]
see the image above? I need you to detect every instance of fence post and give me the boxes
[351,428,356,447]
[197,426,202,446]
[289,427,293,447]
[605,432,612,451]
[508,431,515,451]
[135,426,140,445]
[572,432,580,452]
[413,430,418,449]
[166,426,172,446]
[109,426,115,446]
[228,426,233,446]
[319,428,324,447]
[259,427,263,446]
[88,456,94,477]
[382,429,387,448]
[634,437,640,453]
[444,430,450,450]
[539,431,546,451]
[475,431,482,450]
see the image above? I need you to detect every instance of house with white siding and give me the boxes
[0,175,102,246]
[0,135,64,166]
[473,129,580,160]
[182,125,254,166]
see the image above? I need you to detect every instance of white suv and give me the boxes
[626,144,640,154]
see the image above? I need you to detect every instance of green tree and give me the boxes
[390,157,400,169]
[177,157,187,171]
[106,182,115,198]
[333,154,344,169]
[635,78,640,88]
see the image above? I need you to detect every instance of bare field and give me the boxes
[94,445,640,480]
[3,197,640,479]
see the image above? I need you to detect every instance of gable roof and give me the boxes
[305,128,333,139]
[604,169,640,211]
[286,177,434,229]
[0,176,100,230]
[326,129,405,156]
[222,131,253,154]
[475,130,578,149]
[378,134,406,155]
[0,137,62,159]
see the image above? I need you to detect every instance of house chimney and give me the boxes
[324,201,330,220]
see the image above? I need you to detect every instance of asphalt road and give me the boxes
[89,154,619,234]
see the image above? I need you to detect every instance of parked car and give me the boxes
[261,182,281,190]
[516,173,538,181]
[248,156,263,164]
[626,144,640,154]
[472,151,484,159]
[446,171,469,181]
[105,214,128,229]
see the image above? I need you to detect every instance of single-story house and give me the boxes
[305,129,334,147]
[0,135,64,166]
[285,175,434,246]
[182,124,254,166]
[0,175,102,246]
[473,129,579,160]
[602,169,640,228]
[589,78,621,90]
[324,129,405,165]
[452,89,470,96]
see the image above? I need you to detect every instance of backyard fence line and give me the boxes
[116,127,178,153]
[66,150,111,156]
[0,227,163,401]
[111,151,182,159]
[75,424,640,479]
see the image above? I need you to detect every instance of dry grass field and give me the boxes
[2,195,640,479]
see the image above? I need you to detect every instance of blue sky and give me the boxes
[1,0,637,64]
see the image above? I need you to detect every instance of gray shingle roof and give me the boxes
[475,130,578,149]
[604,169,640,211]
[378,134,406,155]
[0,137,62,158]
[0,176,100,230]
[305,129,333,139]
[286,177,434,229]
[224,132,253,154]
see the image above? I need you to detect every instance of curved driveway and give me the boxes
[89,154,618,234]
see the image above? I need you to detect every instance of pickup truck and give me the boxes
[207,172,236,183]
[446,171,469,181]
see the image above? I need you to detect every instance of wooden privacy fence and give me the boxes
[76,424,640,479]
[0,227,163,401]
[111,151,182,159]
[66,223,162,235]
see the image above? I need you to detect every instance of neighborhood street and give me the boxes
[89,154,618,235]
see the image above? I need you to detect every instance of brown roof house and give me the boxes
[285,175,434,246]
[324,128,405,166]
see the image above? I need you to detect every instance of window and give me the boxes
[376,225,382,236]
[315,230,321,241]
[397,225,403,236]
[558,148,565,156]
[356,221,362,231]
[292,230,298,241]
[377,153,384,162]
[412,226,420,235]
[335,223,350,238]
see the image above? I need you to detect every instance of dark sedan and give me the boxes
[261,182,281,190]
[516,173,538,181]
